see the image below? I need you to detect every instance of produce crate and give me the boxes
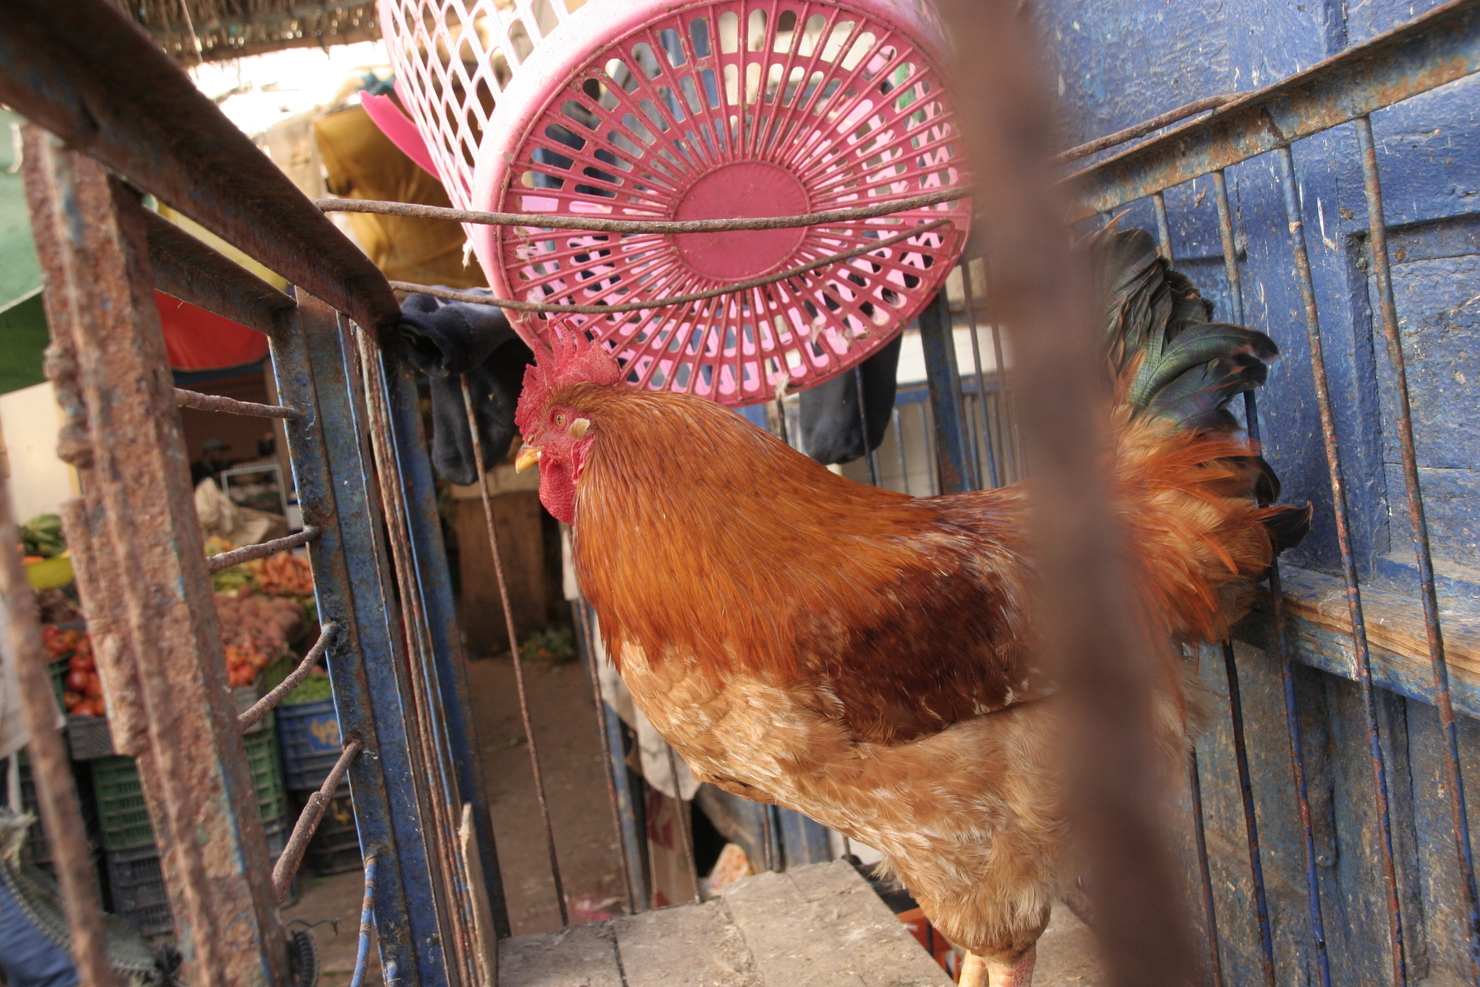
[92,755,154,851]
[293,785,361,876]
[104,843,173,940]
[47,657,68,707]
[16,752,100,874]
[246,720,288,824]
[276,698,342,791]
[94,741,284,851]
[68,713,115,760]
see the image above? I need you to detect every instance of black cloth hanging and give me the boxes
[798,335,903,466]
[398,291,533,485]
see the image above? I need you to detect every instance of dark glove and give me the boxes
[398,292,534,485]
[798,335,902,466]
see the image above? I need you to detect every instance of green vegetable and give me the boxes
[284,673,334,704]
[521,626,575,663]
[21,514,65,559]
[211,566,253,593]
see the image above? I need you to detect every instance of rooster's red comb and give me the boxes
[514,318,623,435]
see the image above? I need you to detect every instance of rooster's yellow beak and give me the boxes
[515,444,542,472]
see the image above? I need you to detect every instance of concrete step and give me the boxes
[499,860,1106,987]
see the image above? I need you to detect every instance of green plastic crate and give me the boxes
[48,658,67,707]
[246,717,288,824]
[92,724,288,851]
[91,755,154,851]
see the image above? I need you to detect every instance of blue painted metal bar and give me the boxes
[269,297,451,987]
[1212,168,1333,987]
[1276,143,1407,987]
[891,408,910,495]
[917,291,972,495]
[378,348,510,939]
[351,855,380,987]
[1355,114,1480,985]
[853,367,880,486]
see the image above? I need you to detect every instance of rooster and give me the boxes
[513,227,1309,987]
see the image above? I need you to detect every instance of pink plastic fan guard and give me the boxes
[380,0,971,405]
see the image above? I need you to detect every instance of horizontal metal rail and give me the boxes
[1053,93,1239,164]
[316,185,972,234]
[1065,0,1480,220]
[174,388,298,420]
[272,739,364,901]
[393,217,952,314]
[0,0,400,337]
[206,526,318,573]
[144,211,295,337]
[237,622,340,732]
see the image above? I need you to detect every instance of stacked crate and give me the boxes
[80,697,290,939]
[277,697,360,874]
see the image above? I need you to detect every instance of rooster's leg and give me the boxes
[959,946,1036,987]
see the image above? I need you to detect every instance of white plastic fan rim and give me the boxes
[471,0,971,405]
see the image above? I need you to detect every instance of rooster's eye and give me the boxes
[555,413,566,427]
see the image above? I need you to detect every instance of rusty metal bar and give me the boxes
[576,601,639,913]
[664,743,701,902]
[238,623,339,732]
[272,740,364,901]
[1,483,118,987]
[206,527,318,573]
[1221,642,1278,987]
[1054,93,1240,165]
[174,388,298,420]
[0,0,399,338]
[460,374,569,926]
[931,1,1196,983]
[1356,113,1480,984]
[318,186,971,233]
[1067,0,1480,221]
[1276,142,1407,986]
[143,210,294,337]
[23,127,286,987]
[1185,752,1225,987]
[959,260,1000,489]
[392,216,952,315]
[1210,167,1333,987]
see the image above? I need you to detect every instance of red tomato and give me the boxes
[63,690,82,710]
[66,669,89,692]
[71,700,95,717]
[72,652,95,672]
[84,675,103,699]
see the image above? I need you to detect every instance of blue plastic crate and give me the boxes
[275,698,342,791]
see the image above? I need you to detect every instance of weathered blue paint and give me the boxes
[379,348,510,940]
[270,301,452,987]
[1048,1,1480,982]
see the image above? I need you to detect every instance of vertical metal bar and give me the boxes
[360,345,474,986]
[919,398,939,496]
[1186,752,1225,987]
[986,318,1017,483]
[574,601,641,914]
[1152,209,1240,986]
[918,290,973,494]
[272,296,450,987]
[1,488,118,987]
[379,351,510,939]
[1210,172,1245,325]
[23,130,285,987]
[1152,192,1174,259]
[891,407,910,494]
[1213,168,1333,987]
[959,259,1000,488]
[1194,171,1274,987]
[1222,643,1278,987]
[663,743,701,902]
[853,367,879,485]
[1356,114,1480,984]
[1277,143,1406,986]
[460,375,569,926]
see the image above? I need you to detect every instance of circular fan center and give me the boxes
[672,162,809,280]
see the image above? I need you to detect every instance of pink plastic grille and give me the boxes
[385,0,971,405]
